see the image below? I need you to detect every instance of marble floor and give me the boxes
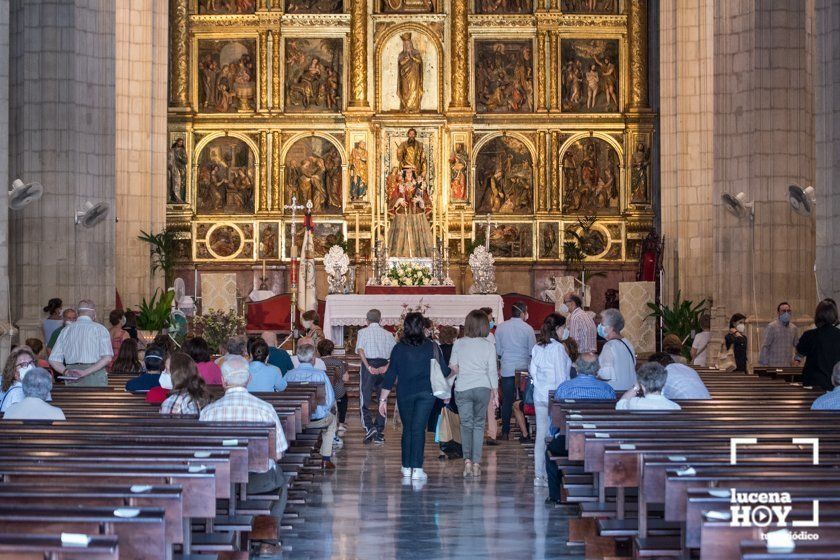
[278,417,584,560]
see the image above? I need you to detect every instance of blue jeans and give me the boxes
[397,391,436,469]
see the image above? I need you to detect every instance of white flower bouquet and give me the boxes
[386,262,432,287]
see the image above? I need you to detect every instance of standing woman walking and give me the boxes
[449,310,498,478]
[529,313,572,487]
[379,312,449,481]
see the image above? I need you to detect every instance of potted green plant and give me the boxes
[138,229,178,287]
[136,289,176,345]
[647,291,708,359]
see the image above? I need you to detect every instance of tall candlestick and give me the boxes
[460,211,465,255]
[262,259,266,279]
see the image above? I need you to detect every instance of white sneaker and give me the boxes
[401,467,412,477]
[333,436,344,449]
[411,468,428,481]
[337,424,347,435]
[534,477,548,487]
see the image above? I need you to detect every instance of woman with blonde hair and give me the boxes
[160,352,211,415]
[1,347,38,413]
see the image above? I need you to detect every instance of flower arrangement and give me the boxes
[193,309,247,353]
[386,262,432,287]
[394,302,437,340]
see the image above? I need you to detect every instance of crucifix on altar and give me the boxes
[284,196,309,335]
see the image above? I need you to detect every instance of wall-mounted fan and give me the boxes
[788,184,815,217]
[8,179,43,210]
[721,192,754,220]
[75,201,110,228]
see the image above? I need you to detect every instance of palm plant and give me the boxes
[138,229,178,287]
[647,291,708,355]
[136,289,176,333]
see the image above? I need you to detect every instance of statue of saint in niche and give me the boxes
[397,33,423,112]
[387,128,434,258]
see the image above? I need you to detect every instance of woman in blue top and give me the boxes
[379,312,450,481]
[247,338,287,393]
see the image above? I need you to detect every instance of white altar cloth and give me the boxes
[323,294,505,343]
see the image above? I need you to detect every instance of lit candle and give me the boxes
[262,259,266,279]
[460,211,465,254]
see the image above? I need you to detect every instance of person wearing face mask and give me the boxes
[758,302,800,367]
[46,308,77,355]
[528,313,572,487]
[559,293,597,355]
[41,298,64,345]
[596,309,636,391]
[796,300,840,391]
[48,299,114,387]
[0,347,39,413]
[725,313,749,373]
[3,367,65,420]
[300,310,324,346]
[108,309,131,369]
[494,302,536,442]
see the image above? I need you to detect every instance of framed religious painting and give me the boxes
[347,131,370,203]
[194,135,257,215]
[560,0,619,14]
[257,222,281,260]
[474,135,535,215]
[193,221,256,262]
[283,135,344,214]
[378,30,442,113]
[285,0,344,13]
[448,131,470,204]
[560,39,620,113]
[284,38,344,113]
[538,221,561,259]
[283,221,347,260]
[195,38,258,113]
[560,135,621,215]
[473,221,534,260]
[474,40,534,114]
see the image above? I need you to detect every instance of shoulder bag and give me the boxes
[430,342,452,399]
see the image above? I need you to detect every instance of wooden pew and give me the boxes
[0,533,120,560]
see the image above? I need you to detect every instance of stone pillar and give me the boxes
[0,0,9,363]
[348,0,369,108]
[271,30,281,110]
[9,0,117,339]
[550,131,560,211]
[627,0,649,111]
[549,31,559,111]
[449,0,470,110]
[259,32,268,111]
[272,131,282,211]
[259,131,269,211]
[537,131,547,211]
[169,0,189,108]
[115,0,168,308]
[536,30,547,112]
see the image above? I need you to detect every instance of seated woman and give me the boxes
[3,368,65,421]
[24,338,51,370]
[123,341,161,392]
[247,338,287,393]
[615,362,681,411]
[183,337,223,386]
[160,352,211,415]
[1,347,38,413]
[301,310,325,346]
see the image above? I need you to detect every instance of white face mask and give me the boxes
[159,371,173,390]
[120,316,127,326]
[735,323,746,334]
[558,304,569,314]
[18,364,34,381]
[302,320,313,329]
[559,328,570,341]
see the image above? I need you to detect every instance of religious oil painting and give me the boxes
[348,136,369,201]
[285,222,344,259]
[197,39,257,113]
[475,0,532,15]
[474,136,534,215]
[630,138,651,205]
[562,137,620,214]
[561,39,620,113]
[196,137,255,214]
[539,222,560,259]
[207,225,243,259]
[197,0,257,14]
[476,222,533,259]
[380,0,436,13]
[284,137,343,214]
[380,31,439,113]
[285,0,343,13]
[561,0,618,13]
[475,41,534,114]
[564,223,608,257]
[449,142,469,202]
[285,38,343,112]
[258,222,280,260]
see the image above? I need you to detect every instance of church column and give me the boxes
[449,0,470,110]
[537,131,547,211]
[259,131,269,212]
[550,131,560,211]
[271,30,281,110]
[259,32,268,111]
[549,31,559,111]
[169,0,189,109]
[272,131,282,211]
[0,1,10,364]
[536,30,547,112]
[349,0,369,108]
[627,0,649,111]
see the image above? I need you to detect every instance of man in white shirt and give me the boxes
[597,309,636,391]
[48,299,113,387]
[649,353,711,400]
[560,293,597,354]
[3,368,65,421]
[690,314,712,366]
[355,309,396,444]
[494,302,536,440]
[616,362,682,411]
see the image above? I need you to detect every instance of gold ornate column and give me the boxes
[259,33,268,111]
[537,131,547,211]
[169,0,189,108]
[550,131,560,211]
[271,31,281,110]
[536,30,547,112]
[449,0,470,110]
[271,131,281,211]
[349,0,369,108]
[549,31,559,111]
[259,131,269,212]
[627,0,649,111]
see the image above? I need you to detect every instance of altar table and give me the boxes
[323,294,505,343]
[363,285,457,295]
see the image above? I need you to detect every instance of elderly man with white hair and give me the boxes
[597,308,637,391]
[4,368,65,420]
[200,354,289,552]
[48,299,113,387]
[284,343,339,470]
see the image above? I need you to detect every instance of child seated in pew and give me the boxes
[159,352,211,415]
[615,362,681,411]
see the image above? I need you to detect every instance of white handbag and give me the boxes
[430,343,452,399]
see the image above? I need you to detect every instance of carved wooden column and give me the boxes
[259,131,269,211]
[349,0,369,108]
[550,131,560,211]
[536,30,547,112]
[449,0,470,110]
[169,0,189,108]
[537,131,547,211]
[271,131,281,210]
[549,31,559,111]
[259,33,268,111]
[627,0,649,111]
[271,31,281,110]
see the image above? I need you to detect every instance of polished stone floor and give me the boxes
[278,416,584,560]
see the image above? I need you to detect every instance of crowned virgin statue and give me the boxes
[387,128,434,258]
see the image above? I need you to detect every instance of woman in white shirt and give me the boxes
[449,310,499,478]
[0,347,38,413]
[597,309,636,391]
[529,313,572,487]
[616,362,681,411]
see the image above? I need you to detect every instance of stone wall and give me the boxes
[0,0,9,365]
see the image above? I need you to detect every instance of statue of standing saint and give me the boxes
[397,33,423,112]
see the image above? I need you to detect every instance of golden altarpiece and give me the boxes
[166,0,655,298]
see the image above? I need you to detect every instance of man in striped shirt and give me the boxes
[48,299,112,387]
[560,293,597,354]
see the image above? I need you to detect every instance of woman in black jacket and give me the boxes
[796,300,840,390]
[379,312,449,481]
[724,313,748,372]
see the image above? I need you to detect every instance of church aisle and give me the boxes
[278,420,583,560]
